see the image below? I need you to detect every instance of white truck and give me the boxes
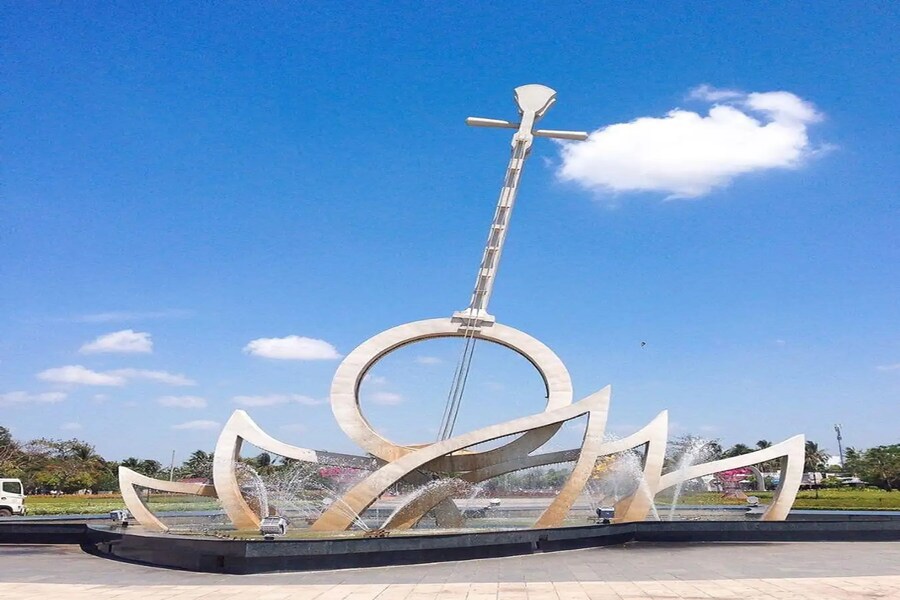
[0,478,27,516]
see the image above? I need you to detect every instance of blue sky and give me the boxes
[2,2,897,464]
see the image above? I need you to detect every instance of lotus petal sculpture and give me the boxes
[120,321,805,533]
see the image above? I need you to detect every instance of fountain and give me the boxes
[666,438,714,521]
[584,446,660,521]
[95,83,818,571]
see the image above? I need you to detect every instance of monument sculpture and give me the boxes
[119,85,806,534]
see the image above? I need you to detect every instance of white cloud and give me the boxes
[36,365,194,387]
[233,394,288,407]
[80,329,153,354]
[72,309,192,323]
[37,365,126,386]
[745,91,821,124]
[688,84,744,102]
[243,335,341,360]
[60,422,82,431]
[108,369,195,386]
[370,391,403,406]
[172,420,220,430]
[363,374,388,385]
[558,85,825,199]
[293,395,325,406]
[233,394,325,407]
[775,339,787,346]
[158,395,207,408]
[415,356,442,365]
[876,363,900,372]
[280,423,308,433]
[0,391,67,406]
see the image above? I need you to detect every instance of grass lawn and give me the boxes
[657,488,900,510]
[24,493,219,515]
[22,487,900,515]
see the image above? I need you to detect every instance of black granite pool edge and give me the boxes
[2,519,900,574]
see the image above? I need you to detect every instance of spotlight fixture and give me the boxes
[259,515,288,539]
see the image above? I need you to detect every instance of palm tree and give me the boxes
[71,441,102,464]
[181,450,213,479]
[251,452,276,476]
[724,443,753,458]
[140,460,163,477]
[120,457,162,477]
[121,457,141,469]
[804,440,830,498]
[804,441,830,473]
[752,440,782,471]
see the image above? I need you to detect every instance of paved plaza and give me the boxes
[1,542,898,599]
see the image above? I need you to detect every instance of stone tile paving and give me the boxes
[0,543,899,598]
[2,578,899,599]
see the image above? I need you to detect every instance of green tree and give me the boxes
[249,452,276,476]
[752,439,782,471]
[94,462,120,492]
[856,445,900,491]
[803,440,830,499]
[180,450,213,479]
[665,435,722,469]
[120,457,141,470]
[0,426,13,448]
[804,440,830,473]
[844,447,863,474]
[723,443,753,458]
[140,459,163,477]
[545,467,568,490]
[779,443,898,491]
[22,438,109,493]
[120,457,163,478]
[0,426,25,477]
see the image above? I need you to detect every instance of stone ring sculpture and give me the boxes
[330,317,574,470]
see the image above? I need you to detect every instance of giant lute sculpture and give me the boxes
[118,85,806,534]
[438,85,588,441]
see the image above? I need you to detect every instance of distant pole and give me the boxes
[834,424,844,468]
[169,450,176,481]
